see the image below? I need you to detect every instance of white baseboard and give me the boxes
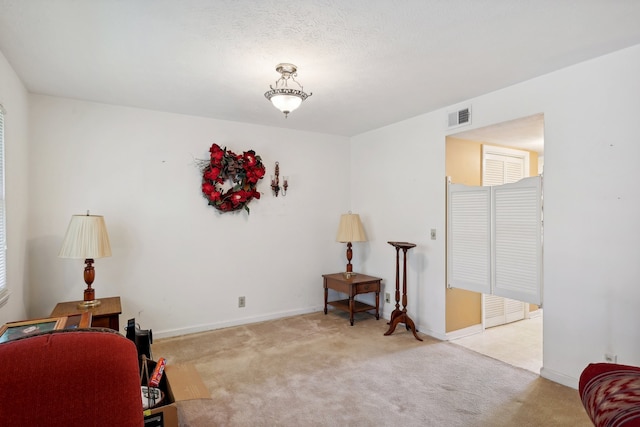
[417,324,447,341]
[154,305,323,339]
[540,366,579,390]
[444,324,483,341]
[379,314,481,341]
[364,309,448,341]
[527,308,543,319]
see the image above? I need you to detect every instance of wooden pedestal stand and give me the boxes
[384,241,422,341]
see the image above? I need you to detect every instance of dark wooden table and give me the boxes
[50,296,122,332]
[323,273,381,325]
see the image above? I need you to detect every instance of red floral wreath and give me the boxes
[201,143,266,214]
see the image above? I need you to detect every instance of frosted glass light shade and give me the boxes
[336,213,367,243]
[59,215,112,259]
[270,94,303,114]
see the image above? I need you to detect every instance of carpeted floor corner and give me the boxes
[152,311,591,427]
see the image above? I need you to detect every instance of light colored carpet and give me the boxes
[152,311,591,427]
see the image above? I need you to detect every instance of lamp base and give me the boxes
[77,299,101,309]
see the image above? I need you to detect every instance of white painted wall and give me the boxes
[5,42,640,390]
[27,95,351,337]
[351,44,640,388]
[350,114,447,336]
[0,50,30,325]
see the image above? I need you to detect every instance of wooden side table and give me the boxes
[50,296,122,332]
[323,273,381,326]
[0,312,92,343]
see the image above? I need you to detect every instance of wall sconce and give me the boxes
[271,162,288,197]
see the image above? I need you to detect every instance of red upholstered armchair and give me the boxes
[0,329,144,427]
[579,363,640,427]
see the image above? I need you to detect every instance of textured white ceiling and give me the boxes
[0,0,639,138]
[452,113,545,154]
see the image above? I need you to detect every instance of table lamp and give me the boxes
[58,212,112,308]
[336,212,367,277]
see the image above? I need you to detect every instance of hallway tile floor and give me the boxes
[451,314,542,374]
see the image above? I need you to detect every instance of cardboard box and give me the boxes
[143,363,211,427]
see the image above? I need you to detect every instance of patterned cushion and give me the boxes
[579,363,640,427]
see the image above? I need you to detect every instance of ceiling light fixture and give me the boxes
[264,63,312,118]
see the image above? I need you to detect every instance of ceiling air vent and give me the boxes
[447,105,472,129]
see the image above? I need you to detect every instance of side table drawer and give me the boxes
[91,317,111,329]
[356,281,380,294]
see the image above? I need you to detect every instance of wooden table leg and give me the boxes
[349,295,355,326]
[324,280,328,315]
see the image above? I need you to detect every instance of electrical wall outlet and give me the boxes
[385,293,391,303]
[604,353,617,363]
[238,296,246,308]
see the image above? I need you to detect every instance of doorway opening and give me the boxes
[445,113,544,374]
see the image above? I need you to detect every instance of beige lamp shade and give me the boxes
[336,213,367,243]
[59,215,112,259]
[336,213,367,275]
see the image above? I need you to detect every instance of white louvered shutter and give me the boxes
[483,150,527,327]
[447,145,542,327]
[492,177,542,305]
[447,183,491,294]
